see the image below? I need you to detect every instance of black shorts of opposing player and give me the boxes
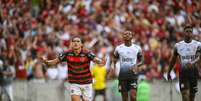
[94,89,106,96]
[118,68,138,92]
[118,78,138,92]
[179,66,199,95]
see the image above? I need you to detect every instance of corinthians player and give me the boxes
[109,31,143,101]
[168,25,201,101]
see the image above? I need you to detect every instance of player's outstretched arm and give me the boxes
[40,57,60,67]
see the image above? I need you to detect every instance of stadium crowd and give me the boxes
[0,0,201,82]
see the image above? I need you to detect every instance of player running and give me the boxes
[109,31,144,101]
[168,25,201,101]
[41,36,105,101]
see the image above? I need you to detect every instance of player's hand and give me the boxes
[130,65,139,74]
[167,72,171,81]
[39,56,47,64]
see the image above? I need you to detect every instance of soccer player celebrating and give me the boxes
[41,36,106,101]
[168,25,201,101]
[109,31,144,101]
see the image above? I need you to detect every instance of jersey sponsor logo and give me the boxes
[122,58,133,62]
[181,55,197,60]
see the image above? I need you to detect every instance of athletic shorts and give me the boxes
[66,83,93,101]
[118,78,138,92]
[94,89,106,96]
[179,67,198,95]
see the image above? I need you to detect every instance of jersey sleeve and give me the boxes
[197,42,201,53]
[87,51,96,60]
[58,52,67,62]
[137,45,143,58]
[137,45,142,54]
[173,43,179,55]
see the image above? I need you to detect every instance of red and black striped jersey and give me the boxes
[58,48,95,84]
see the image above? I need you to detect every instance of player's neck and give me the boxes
[184,38,192,43]
[124,41,132,47]
[74,48,82,55]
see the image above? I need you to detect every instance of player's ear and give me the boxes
[81,43,83,47]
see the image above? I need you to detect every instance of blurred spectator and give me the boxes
[31,61,46,83]
[0,0,200,83]
[57,63,67,80]
[0,60,15,101]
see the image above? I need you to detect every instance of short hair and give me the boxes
[184,25,193,31]
[123,30,133,36]
[71,36,84,43]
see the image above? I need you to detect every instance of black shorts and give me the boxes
[179,67,198,94]
[94,89,106,96]
[118,78,138,92]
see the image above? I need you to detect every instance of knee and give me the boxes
[181,90,190,101]
[123,98,128,101]
[130,94,136,99]
[130,93,136,101]
[122,95,128,101]
[130,96,136,101]
[182,92,189,98]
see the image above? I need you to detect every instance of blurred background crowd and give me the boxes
[0,0,201,82]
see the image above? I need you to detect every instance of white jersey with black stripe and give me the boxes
[114,43,142,70]
[175,40,201,67]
